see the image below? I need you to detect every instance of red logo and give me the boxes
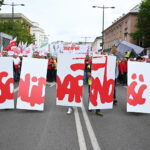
[0,72,14,103]
[90,56,115,106]
[18,74,46,107]
[127,73,147,106]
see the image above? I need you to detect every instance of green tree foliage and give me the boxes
[0,19,35,45]
[130,0,150,48]
[0,0,4,10]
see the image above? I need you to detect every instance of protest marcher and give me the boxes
[84,55,91,84]
[87,64,103,116]
[67,106,73,114]
[113,62,119,105]
[122,58,127,86]
[125,50,130,60]
[118,59,122,84]
[54,57,57,82]
[51,57,56,82]
[33,51,40,59]
[2,50,8,57]
[13,54,20,82]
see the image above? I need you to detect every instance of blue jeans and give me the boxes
[84,69,88,84]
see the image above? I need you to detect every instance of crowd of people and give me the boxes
[1,50,57,83]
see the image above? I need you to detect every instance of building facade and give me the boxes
[32,22,48,46]
[103,4,140,53]
[0,13,33,34]
[92,36,102,51]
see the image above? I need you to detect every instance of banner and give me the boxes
[50,43,92,55]
[56,54,85,107]
[17,58,48,111]
[89,55,116,109]
[127,61,149,113]
[0,58,14,109]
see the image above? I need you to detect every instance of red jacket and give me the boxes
[120,62,127,74]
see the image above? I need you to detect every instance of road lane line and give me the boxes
[14,87,19,93]
[74,107,87,150]
[81,104,101,150]
[49,83,56,87]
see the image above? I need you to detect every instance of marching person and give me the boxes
[33,51,40,59]
[54,57,57,82]
[67,106,73,115]
[2,49,8,57]
[113,61,119,105]
[13,54,20,82]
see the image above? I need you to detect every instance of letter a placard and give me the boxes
[89,55,116,110]
[17,58,48,111]
[56,53,85,107]
[0,57,14,109]
[127,61,150,113]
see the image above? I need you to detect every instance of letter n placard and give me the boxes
[89,55,116,110]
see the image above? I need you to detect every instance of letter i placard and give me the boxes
[16,58,48,111]
[56,53,85,107]
[0,57,14,109]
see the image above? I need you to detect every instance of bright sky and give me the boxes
[1,0,142,43]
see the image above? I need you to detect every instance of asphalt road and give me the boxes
[0,83,150,150]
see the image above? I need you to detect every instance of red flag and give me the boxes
[6,38,17,51]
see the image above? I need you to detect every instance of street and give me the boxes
[0,83,150,150]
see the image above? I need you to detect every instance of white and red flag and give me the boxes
[6,38,17,55]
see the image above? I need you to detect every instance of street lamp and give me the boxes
[92,5,115,51]
[81,37,91,44]
[2,2,25,38]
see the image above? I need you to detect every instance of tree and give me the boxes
[0,0,4,10]
[130,0,150,48]
[0,19,35,45]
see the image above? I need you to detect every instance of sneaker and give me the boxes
[96,111,103,116]
[67,107,73,115]
[113,100,118,105]
[88,109,93,112]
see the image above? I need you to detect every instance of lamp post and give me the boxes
[92,5,115,51]
[81,37,91,45]
[2,2,25,38]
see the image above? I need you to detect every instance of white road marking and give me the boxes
[74,107,87,150]
[81,104,101,150]
[49,83,56,87]
[46,82,51,86]
[14,87,19,93]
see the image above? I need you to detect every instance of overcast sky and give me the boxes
[1,0,142,43]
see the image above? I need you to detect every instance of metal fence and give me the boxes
[0,32,12,52]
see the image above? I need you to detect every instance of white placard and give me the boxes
[89,55,116,109]
[56,53,85,107]
[127,61,150,113]
[0,57,14,109]
[17,58,48,111]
